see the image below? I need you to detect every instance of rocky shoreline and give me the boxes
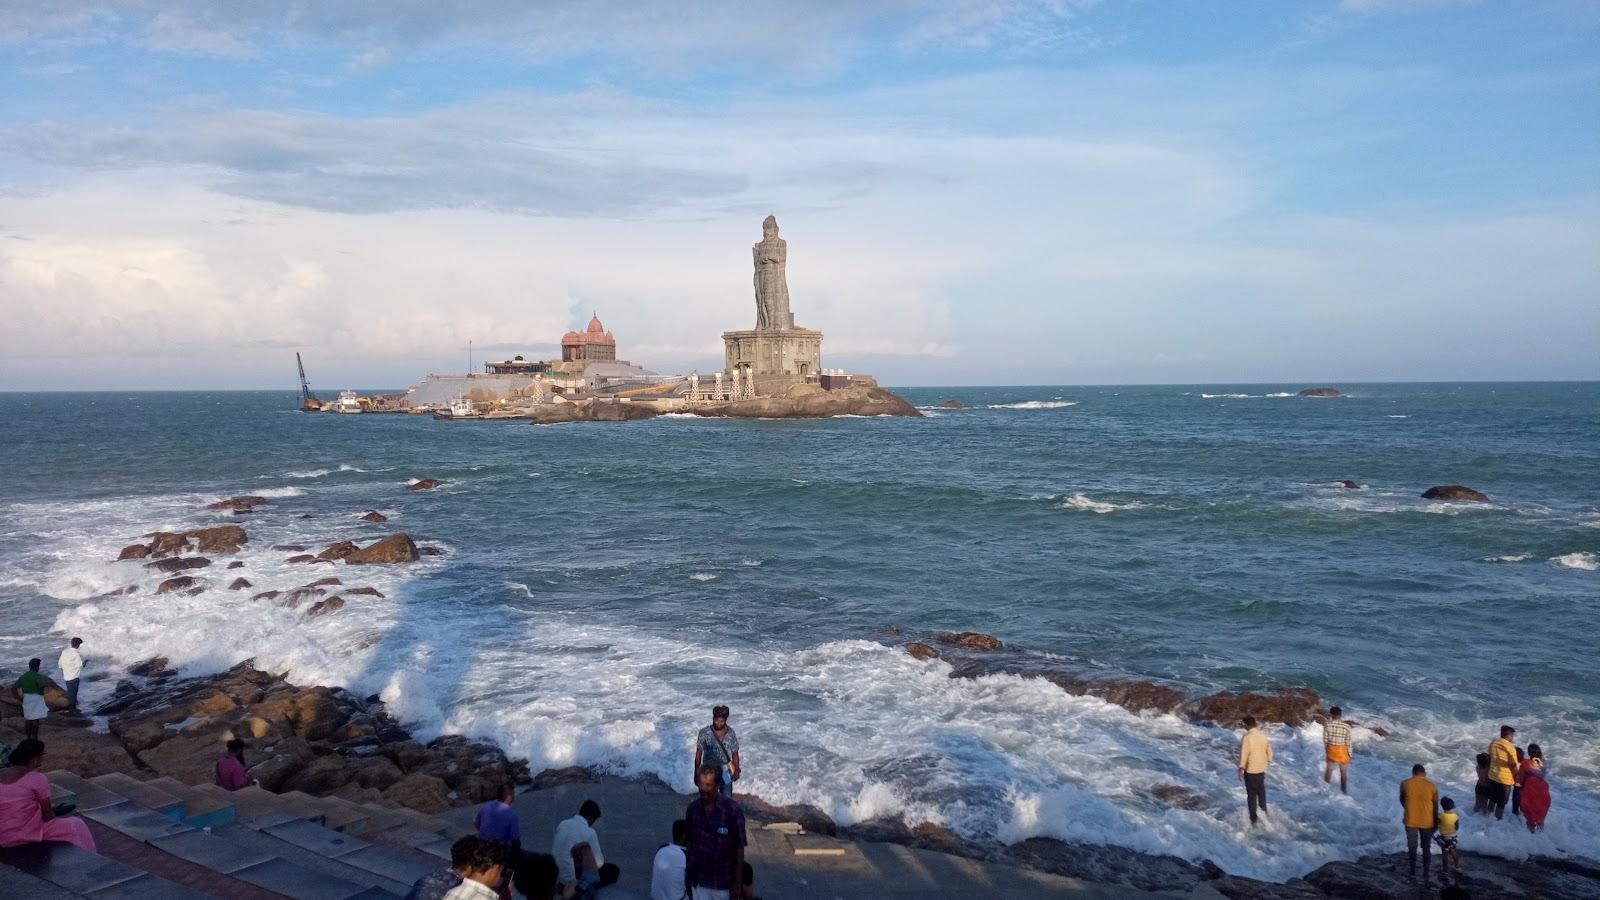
[519,384,921,424]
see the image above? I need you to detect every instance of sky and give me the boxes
[1,1,1596,390]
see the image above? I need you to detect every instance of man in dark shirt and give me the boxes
[685,764,746,900]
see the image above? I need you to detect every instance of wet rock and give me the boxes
[145,532,191,557]
[306,596,345,617]
[228,577,253,591]
[279,585,326,608]
[285,554,321,564]
[360,510,388,522]
[226,561,244,569]
[117,543,152,561]
[935,631,1003,651]
[251,590,281,602]
[1045,676,1189,716]
[281,753,356,795]
[1147,783,1209,810]
[1423,484,1489,502]
[127,657,175,678]
[383,772,451,813]
[103,585,139,597]
[185,525,248,554]
[344,533,419,564]
[248,737,316,792]
[1192,687,1322,727]
[273,544,309,552]
[156,575,200,594]
[528,766,600,790]
[1004,837,1214,894]
[935,400,973,408]
[207,495,269,511]
[145,556,211,573]
[1337,480,1361,489]
[1297,387,1341,397]
[408,478,440,491]
[1302,852,1600,899]
[905,642,940,661]
[417,546,444,556]
[345,587,385,598]
[307,577,343,588]
[317,540,359,561]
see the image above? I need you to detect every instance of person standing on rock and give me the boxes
[1400,764,1439,879]
[1486,725,1519,820]
[57,638,83,709]
[693,705,741,797]
[685,764,747,900]
[12,659,48,741]
[1237,716,1273,826]
[1322,706,1353,793]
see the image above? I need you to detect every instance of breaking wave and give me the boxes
[1060,493,1143,514]
[988,401,1078,410]
[1553,552,1598,571]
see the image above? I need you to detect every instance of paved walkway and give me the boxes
[442,776,1218,900]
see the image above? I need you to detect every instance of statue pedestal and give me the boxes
[723,327,823,384]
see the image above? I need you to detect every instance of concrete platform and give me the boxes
[48,770,131,813]
[90,774,184,820]
[83,800,194,842]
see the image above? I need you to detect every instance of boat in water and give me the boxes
[433,396,480,420]
[335,389,364,414]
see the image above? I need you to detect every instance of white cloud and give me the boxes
[146,10,253,58]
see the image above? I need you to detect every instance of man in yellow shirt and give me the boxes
[1400,764,1438,879]
[1237,716,1273,826]
[1486,725,1519,820]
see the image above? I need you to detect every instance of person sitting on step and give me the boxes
[0,739,97,852]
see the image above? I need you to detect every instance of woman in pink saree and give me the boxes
[0,739,96,851]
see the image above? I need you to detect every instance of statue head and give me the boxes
[762,214,779,240]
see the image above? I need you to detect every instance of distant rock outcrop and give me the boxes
[344,533,420,564]
[1298,387,1341,397]
[936,400,973,409]
[1422,484,1488,502]
[408,479,440,491]
[186,525,248,554]
[1337,480,1361,489]
[360,511,388,522]
[905,642,940,660]
[206,495,270,512]
[117,543,152,561]
[935,631,1003,651]
[145,557,210,573]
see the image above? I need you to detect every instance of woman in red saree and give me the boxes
[1519,743,1551,833]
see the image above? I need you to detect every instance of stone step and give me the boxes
[260,818,438,886]
[89,774,184,820]
[283,791,366,832]
[0,853,84,900]
[0,839,209,899]
[47,770,129,813]
[209,785,327,826]
[82,800,193,843]
[227,855,384,900]
[145,777,237,829]
[214,822,412,897]
[306,795,373,835]
[361,803,455,835]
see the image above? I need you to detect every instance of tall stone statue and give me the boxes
[753,214,793,330]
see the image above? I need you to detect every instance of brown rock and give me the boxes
[247,736,316,792]
[145,532,191,557]
[226,561,244,569]
[279,586,325,608]
[936,400,973,409]
[307,577,343,588]
[228,577,253,591]
[286,554,320,564]
[281,753,356,795]
[361,511,388,522]
[417,546,444,556]
[345,756,404,791]
[345,587,385,598]
[127,657,174,678]
[1422,484,1489,502]
[136,727,233,784]
[317,540,359,561]
[1337,480,1361,489]
[103,585,140,597]
[383,772,451,813]
[156,575,200,594]
[408,479,440,491]
[185,525,248,554]
[117,543,152,561]
[1148,784,1208,810]
[905,642,940,661]
[251,590,281,602]
[206,495,269,511]
[306,596,345,618]
[935,631,1003,651]
[1297,387,1341,397]
[145,556,211,573]
[0,722,138,775]
[344,533,419,564]
[273,544,309,552]
[382,740,431,772]
[1192,688,1323,727]
[1044,676,1189,716]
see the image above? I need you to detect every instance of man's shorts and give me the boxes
[1487,781,1512,805]
[1435,832,1458,851]
[1325,744,1351,765]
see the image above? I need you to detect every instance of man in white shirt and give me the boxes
[440,836,507,900]
[553,800,611,895]
[650,819,688,900]
[58,637,84,708]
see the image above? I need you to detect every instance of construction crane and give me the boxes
[297,352,323,411]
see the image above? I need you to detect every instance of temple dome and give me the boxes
[586,314,607,334]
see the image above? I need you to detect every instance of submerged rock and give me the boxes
[935,631,1003,651]
[1297,387,1341,397]
[156,575,200,595]
[408,478,440,491]
[905,642,940,660]
[185,525,248,553]
[206,495,269,511]
[344,533,419,564]
[226,561,244,569]
[1337,480,1361,489]
[1191,688,1323,727]
[117,543,152,561]
[306,596,345,618]
[145,556,211,573]
[1423,484,1489,502]
[344,587,385,598]
[360,510,388,522]
[228,578,252,591]
[935,399,973,409]
[285,554,321,564]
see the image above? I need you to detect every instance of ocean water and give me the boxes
[1,383,1596,881]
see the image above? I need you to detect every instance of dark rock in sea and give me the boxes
[417,546,444,556]
[285,554,320,564]
[299,513,315,519]
[1191,687,1323,727]
[156,575,199,594]
[692,385,922,419]
[345,587,385,598]
[273,544,308,552]
[935,631,1003,651]
[905,642,940,660]
[117,543,152,561]
[360,510,388,522]
[344,533,420,564]
[935,399,973,408]
[880,626,902,636]
[1423,484,1489,502]
[306,596,345,618]
[1147,783,1209,810]
[251,590,281,602]
[408,478,440,491]
[145,531,191,558]
[1045,675,1189,716]
[145,556,211,573]
[1337,480,1361,489]
[1301,851,1600,899]
[185,524,248,553]
[228,578,252,591]
[279,586,326,608]
[103,585,139,597]
[307,576,343,588]
[737,795,839,837]
[1004,837,1216,894]
[1297,387,1341,397]
[127,657,176,678]
[226,561,244,569]
[207,495,269,511]
[318,540,359,561]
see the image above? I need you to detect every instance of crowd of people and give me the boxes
[1238,710,1557,887]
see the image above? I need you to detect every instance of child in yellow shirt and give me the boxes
[1434,796,1463,880]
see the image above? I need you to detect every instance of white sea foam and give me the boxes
[1553,552,1599,571]
[739,558,763,567]
[1484,553,1533,563]
[283,468,333,479]
[1060,493,1142,514]
[254,487,305,498]
[1264,392,1295,398]
[1386,415,1409,419]
[689,572,718,581]
[987,400,1078,410]
[1200,393,1251,399]
[1200,392,1295,399]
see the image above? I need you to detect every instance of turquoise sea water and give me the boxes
[1,383,1596,879]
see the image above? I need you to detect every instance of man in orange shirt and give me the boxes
[1486,725,1519,820]
[1400,763,1439,880]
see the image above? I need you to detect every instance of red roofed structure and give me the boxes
[561,314,617,362]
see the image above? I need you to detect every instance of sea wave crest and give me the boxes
[988,400,1078,410]
[1061,493,1143,514]
[1553,552,1598,571]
